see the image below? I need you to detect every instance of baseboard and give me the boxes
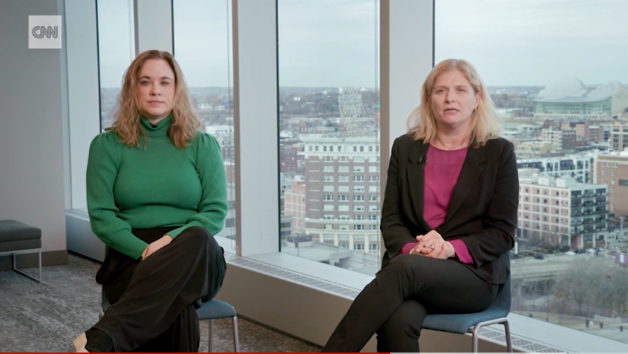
[0,250,68,270]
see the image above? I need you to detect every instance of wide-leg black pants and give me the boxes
[93,226,226,352]
[322,254,499,352]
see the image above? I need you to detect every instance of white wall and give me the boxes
[0,0,68,264]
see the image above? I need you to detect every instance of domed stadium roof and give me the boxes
[534,77,587,101]
[536,77,587,100]
[534,78,623,103]
[588,81,624,99]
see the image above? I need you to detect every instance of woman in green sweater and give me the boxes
[72,50,228,352]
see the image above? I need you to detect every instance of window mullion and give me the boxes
[232,0,279,256]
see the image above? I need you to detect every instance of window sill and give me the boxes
[215,236,373,295]
[508,313,628,353]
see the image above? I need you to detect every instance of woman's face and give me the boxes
[429,69,480,132]
[136,59,175,124]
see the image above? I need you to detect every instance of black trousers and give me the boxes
[322,254,498,352]
[93,226,226,352]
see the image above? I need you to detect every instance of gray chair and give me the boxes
[196,299,240,352]
[0,220,42,282]
[101,292,239,352]
[421,274,512,352]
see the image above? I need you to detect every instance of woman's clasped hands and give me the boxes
[409,230,455,259]
[141,235,173,260]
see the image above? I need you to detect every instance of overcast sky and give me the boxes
[98,0,627,88]
[436,0,628,86]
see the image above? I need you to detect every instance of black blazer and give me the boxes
[380,135,518,285]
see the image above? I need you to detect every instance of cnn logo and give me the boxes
[32,26,58,39]
[29,15,62,49]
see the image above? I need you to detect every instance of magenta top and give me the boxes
[399,145,473,264]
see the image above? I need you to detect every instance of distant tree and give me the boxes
[608,265,628,315]
[549,282,572,323]
[553,258,628,317]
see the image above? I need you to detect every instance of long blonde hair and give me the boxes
[108,50,199,148]
[406,59,501,147]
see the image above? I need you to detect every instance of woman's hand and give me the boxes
[410,230,455,259]
[141,235,173,259]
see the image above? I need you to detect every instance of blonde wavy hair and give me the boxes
[108,50,199,148]
[406,59,501,147]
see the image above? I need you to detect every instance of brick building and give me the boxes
[593,151,628,216]
[295,134,381,254]
[518,177,607,250]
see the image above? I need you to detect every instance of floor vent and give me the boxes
[480,325,572,353]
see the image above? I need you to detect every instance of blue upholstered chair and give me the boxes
[421,274,512,352]
[101,293,240,352]
[196,299,240,352]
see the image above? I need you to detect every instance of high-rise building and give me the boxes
[609,122,628,152]
[284,179,306,234]
[299,134,381,255]
[593,151,628,216]
[518,177,607,250]
[206,125,234,162]
[586,124,604,143]
[542,126,576,151]
[279,140,303,175]
[516,153,593,183]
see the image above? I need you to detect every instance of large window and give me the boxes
[436,0,628,344]
[97,0,135,130]
[66,0,134,212]
[62,0,628,350]
[173,0,235,244]
[278,0,381,273]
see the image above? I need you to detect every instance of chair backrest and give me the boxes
[492,274,511,311]
[491,252,511,311]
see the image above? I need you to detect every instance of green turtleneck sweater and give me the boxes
[86,116,227,260]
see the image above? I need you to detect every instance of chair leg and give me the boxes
[232,316,240,352]
[503,321,512,352]
[208,319,214,352]
[471,320,512,353]
[38,249,42,282]
[12,250,42,283]
[471,324,481,353]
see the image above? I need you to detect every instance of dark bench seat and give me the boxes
[0,220,42,282]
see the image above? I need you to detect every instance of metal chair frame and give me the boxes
[0,248,42,282]
[200,300,240,352]
[467,316,512,352]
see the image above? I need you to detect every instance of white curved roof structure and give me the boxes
[588,81,624,100]
[534,78,623,103]
[536,77,587,100]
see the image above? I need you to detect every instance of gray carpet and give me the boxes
[0,253,321,352]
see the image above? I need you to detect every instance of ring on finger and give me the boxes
[430,244,435,250]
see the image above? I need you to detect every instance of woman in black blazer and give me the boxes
[323,59,518,352]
